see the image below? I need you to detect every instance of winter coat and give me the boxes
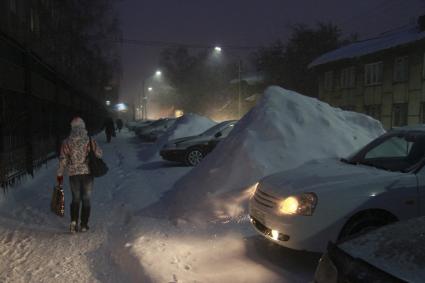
[57,127,102,177]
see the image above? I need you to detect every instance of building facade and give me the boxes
[310,17,425,129]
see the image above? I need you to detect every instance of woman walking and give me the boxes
[57,117,102,233]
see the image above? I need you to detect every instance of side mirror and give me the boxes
[214,132,222,138]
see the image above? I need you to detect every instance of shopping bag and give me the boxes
[51,184,65,217]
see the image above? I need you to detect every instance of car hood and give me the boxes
[259,158,405,197]
[338,216,425,282]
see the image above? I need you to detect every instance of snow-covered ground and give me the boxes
[154,87,385,223]
[0,87,385,282]
[0,130,320,283]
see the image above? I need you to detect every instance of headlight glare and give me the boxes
[278,193,317,216]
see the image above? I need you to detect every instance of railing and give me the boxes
[0,32,107,190]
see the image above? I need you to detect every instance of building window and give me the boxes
[340,67,356,88]
[9,0,17,13]
[365,104,382,120]
[392,103,408,127]
[324,71,333,90]
[393,56,408,82]
[365,62,383,86]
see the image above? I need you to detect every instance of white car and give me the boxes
[249,125,425,253]
[315,216,425,282]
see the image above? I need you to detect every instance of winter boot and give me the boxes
[70,203,80,233]
[69,221,77,233]
[80,206,91,232]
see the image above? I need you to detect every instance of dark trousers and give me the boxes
[69,174,93,226]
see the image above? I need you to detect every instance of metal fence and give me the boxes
[0,32,107,189]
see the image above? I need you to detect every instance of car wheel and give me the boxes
[185,148,204,166]
[338,210,397,241]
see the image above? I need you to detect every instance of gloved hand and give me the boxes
[57,175,64,186]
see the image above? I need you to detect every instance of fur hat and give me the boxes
[70,117,86,129]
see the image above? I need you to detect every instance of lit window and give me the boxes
[324,71,333,90]
[393,56,408,82]
[340,67,356,88]
[365,62,383,86]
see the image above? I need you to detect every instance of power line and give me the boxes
[114,38,261,50]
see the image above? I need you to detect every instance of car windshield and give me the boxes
[200,122,231,136]
[351,132,425,172]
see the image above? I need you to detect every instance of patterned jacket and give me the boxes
[57,136,102,177]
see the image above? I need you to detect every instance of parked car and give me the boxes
[137,118,176,141]
[160,120,237,166]
[129,120,154,132]
[249,125,425,252]
[315,216,425,282]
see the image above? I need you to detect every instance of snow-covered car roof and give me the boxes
[338,217,425,282]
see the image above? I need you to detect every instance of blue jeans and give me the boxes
[69,174,93,225]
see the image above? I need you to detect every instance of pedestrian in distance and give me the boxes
[57,117,103,233]
[103,117,115,143]
[116,118,123,133]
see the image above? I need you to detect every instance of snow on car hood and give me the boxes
[339,216,425,282]
[259,158,405,197]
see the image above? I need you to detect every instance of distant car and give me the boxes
[137,118,176,141]
[249,125,425,252]
[160,120,237,166]
[127,120,153,131]
[315,216,425,282]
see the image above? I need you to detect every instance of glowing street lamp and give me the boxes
[214,46,222,53]
[141,70,162,119]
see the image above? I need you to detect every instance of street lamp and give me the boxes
[213,47,243,118]
[141,70,162,120]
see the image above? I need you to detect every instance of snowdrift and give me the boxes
[153,86,385,222]
[140,113,216,160]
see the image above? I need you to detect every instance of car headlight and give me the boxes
[278,193,317,216]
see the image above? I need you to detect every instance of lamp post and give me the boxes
[213,46,243,118]
[141,70,162,120]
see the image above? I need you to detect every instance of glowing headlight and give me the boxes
[278,193,317,216]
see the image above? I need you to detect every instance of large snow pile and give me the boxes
[140,113,216,160]
[154,86,385,222]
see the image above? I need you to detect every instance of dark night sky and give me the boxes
[117,0,425,104]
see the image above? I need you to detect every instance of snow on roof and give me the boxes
[309,25,425,68]
[153,86,385,222]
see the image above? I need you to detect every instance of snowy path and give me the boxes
[0,130,320,283]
